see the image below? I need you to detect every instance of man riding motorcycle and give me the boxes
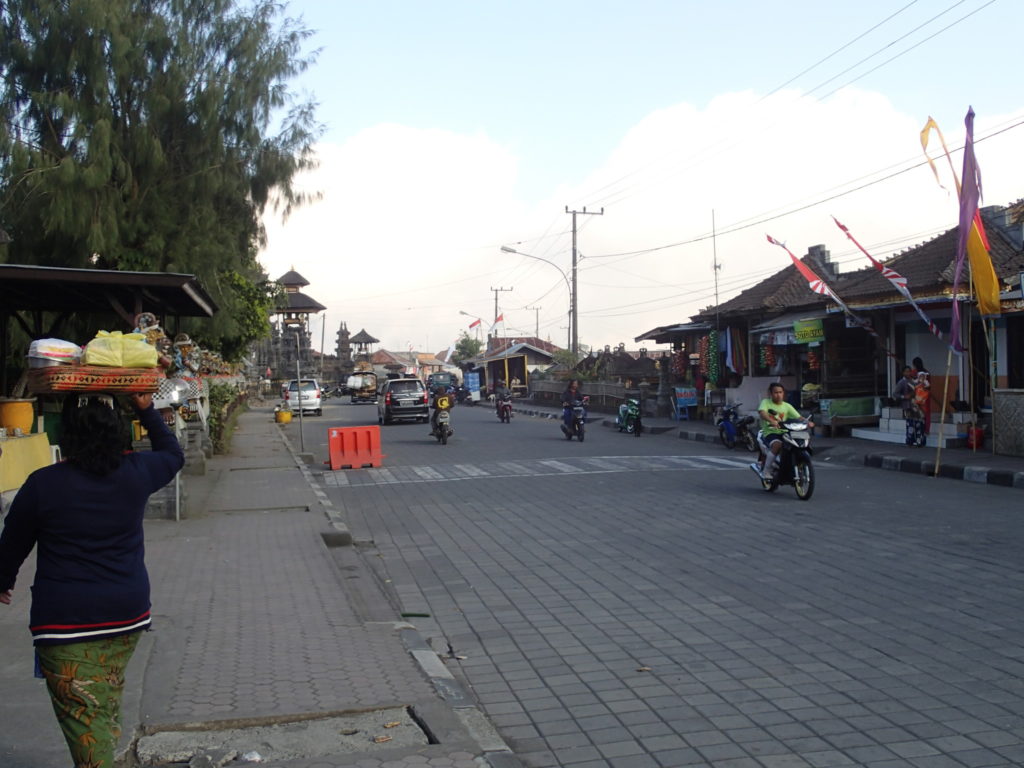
[560,379,586,437]
[751,382,813,480]
[494,380,512,420]
[429,385,453,436]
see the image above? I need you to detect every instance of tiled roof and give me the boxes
[349,328,379,344]
[279,290,326,313]
[371,349,415,365]
[837,205,1024,304]
[694,252,832,320]
[277,270,309,287]
[690,204,1024,320]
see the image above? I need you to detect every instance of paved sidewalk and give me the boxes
[0,407,521,768]
[516,404,1024,490]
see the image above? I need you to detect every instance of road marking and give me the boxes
[413,466,445,481]
[701,456,754,468]
[452,464,491,477]
[537,460,584,473]
[319,455,831,486]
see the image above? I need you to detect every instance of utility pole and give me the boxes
[566,206,604,358]
[526,305,541,338]
[490,286,513,325]
[712,209,720,332]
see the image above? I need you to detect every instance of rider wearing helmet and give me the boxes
[429,384,452,435]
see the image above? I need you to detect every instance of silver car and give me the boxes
[285,378,322,415]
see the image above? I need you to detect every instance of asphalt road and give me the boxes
[303,398,1024,768]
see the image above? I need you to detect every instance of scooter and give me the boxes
[562,396,589,442]
[717,403,757,452]
[754,410,815,500]
[497,393,513,423]
[615,397,642,436]
[431,409,453,445]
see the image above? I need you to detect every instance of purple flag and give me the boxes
[949,107,982,353]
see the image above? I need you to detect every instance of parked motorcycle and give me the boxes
[497,393,513,423]
[716,403,757,452]
[755,410,815,500]
[431,409,453,445]
[614,397,642,436]
[562,396,589,442]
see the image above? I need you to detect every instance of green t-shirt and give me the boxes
[758,397,802,435]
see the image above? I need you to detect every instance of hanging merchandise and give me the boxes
[764,345,777,369]
[671,350,688,376]
[807,348,820,371]
[705,330,720,386]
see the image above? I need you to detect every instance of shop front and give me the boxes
[750,311,885,426]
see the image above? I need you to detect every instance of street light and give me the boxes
[500,246,574,355]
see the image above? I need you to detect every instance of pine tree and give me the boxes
[0,0,321,358]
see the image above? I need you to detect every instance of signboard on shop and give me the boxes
[793,318,824,344]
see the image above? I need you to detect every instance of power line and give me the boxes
[580,1,996,213]
[582,118,1024,262]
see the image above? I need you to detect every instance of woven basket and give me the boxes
[27,365,164,394]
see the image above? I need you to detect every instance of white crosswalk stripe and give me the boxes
[319,454,830,487]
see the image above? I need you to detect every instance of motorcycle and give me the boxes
[431,409,453,445]
[614,397,642,436]
[562,396,589,442]
[497,393,513,423]
[754,410,815,500]
[716,403,757,452]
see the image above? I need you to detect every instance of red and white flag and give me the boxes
[468,318,481,329]
[487,314,504,334]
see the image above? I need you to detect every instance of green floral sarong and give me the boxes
[36,632,141,768]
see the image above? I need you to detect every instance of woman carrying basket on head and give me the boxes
[0,392,184,768]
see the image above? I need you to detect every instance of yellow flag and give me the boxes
[967,212,1001,316]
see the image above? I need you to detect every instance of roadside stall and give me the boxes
[0,265,217,505]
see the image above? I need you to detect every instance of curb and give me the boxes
[275,420,523,767]
[276,423,352,546]
[864,453,1024,489]
[400,629,521,766]
[674,425,1024,490]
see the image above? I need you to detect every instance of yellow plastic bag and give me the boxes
[82,331,158,368]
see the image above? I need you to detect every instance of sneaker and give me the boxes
[749,462,762,476]
[761,465,775,481]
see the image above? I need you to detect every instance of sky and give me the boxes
[257,0,1024,357]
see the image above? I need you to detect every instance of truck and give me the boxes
[426,372,456,391]
[347,370,378,403]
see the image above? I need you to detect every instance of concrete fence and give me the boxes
[529,379,658,415]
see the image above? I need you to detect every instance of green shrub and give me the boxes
[207,383,242,453]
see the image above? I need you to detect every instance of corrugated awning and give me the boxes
[0,264,217,317]
[751,309,831,332]
[634,322,711,343]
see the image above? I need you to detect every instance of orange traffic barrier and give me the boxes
[327,425,385,470]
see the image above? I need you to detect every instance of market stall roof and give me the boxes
[480,341,555,361]
[0,264,218,318]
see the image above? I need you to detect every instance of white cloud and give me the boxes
[260,90,1024,353]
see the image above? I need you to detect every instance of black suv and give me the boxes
[377,378,429,424]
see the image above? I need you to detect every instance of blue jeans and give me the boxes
[563,407,586,427]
